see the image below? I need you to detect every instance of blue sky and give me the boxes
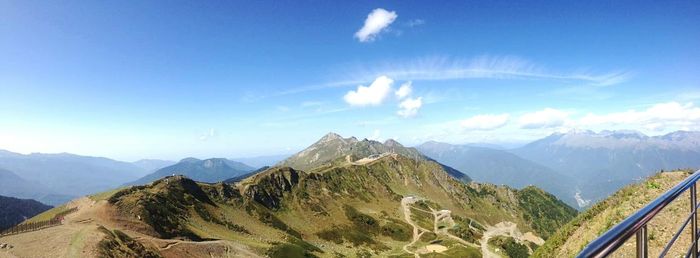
[1,1,699,161]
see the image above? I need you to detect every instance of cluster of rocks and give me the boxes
[0,243,13,249]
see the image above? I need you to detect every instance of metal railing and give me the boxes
[578,170,700,258]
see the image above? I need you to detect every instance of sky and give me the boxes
[1,1,699,161]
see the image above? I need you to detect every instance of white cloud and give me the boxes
[460,114,510,131]
[578,102,700,131]
[395,81,412,99]
[199,128,218,141]
[397,97,423,118]
[344,75,394,106]
[519,108,570,129]
[355,8,398,42]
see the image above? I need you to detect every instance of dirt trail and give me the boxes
[399,196,542,258]
[401,196,427,258]
[479,221,544,257]
[0,196,260,258]
[346,153,389,166]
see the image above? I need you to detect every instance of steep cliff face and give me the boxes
[242,167,303,210]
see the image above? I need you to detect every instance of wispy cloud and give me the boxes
[460,114,510,130]
[344,55,630,86]
[254,55,629,101]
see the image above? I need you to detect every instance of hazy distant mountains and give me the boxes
[0,167,68,206]
[416,141,577,207]
[125,158,256,186]
[132,159,177,173]
[0,150,153,205]
[278,132,471,182]
[416,130,700,208]
[511,130,700,205]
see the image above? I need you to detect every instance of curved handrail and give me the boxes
[577,170,700,258]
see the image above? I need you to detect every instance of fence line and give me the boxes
[0,207,78,237]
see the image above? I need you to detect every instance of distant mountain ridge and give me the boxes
[0,167,72,206]
[512,130,700,205]
[0,150,149,205]
[417,141,578,207]
[125,157,255,186]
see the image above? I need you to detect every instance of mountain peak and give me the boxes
[180,157,201,163]
[278,133,425,171]
[383,139,402,147]
[319,132,343,142]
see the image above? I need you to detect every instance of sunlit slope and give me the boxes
[535,170,694,257]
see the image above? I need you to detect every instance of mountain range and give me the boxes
[511,130,700,205]
[416,141,578,207]
[0,133,576,257]
[2,129,698,211]
[124,158,255,186]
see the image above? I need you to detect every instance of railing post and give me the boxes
[637,225,648,258]
[692,182,698,258]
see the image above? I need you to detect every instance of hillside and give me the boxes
[125,158,255,186]
[512,130,700,206]
[417,141,578,207]
[534,170,694,257]
[0,195,52,231]
[2,150,576,257]
[278,132,471,182]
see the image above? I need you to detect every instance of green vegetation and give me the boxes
[23,204,69,224]
[380,219,412,241]
[489,236,529,258]
[267,237,321,258]
[316,205,389,250]
[246,203,301,238]
[448,216,483,243]
[517,186,578,239]
[97,226,161,258]
[410,208,434,231]
[89,187,126,202]
[421,245,481,258]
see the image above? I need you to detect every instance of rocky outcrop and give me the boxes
[244,167,303,210]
